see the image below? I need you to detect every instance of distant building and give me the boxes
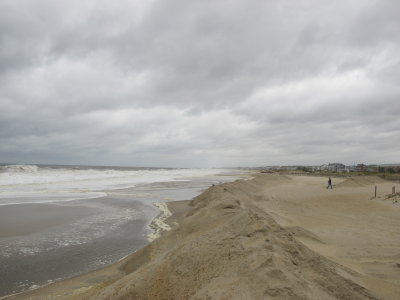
[378,164,400,173]
[327,163,346,172]
[345,165,356,172]
[366,165,379,172]
[356,164,367,172]
[319,164,328,171]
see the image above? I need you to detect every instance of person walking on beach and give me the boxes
[327,177,333,189]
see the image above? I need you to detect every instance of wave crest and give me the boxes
[1,164,39,173]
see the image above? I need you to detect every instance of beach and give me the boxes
[1,199,192,300]
[8,173,400,299]
[0,165,244,298]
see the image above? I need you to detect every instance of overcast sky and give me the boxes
[1,0,399,168]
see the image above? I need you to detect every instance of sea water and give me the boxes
[0,164,246,297]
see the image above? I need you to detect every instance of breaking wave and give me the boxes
[0,164,39,173]
[0,165,228,205]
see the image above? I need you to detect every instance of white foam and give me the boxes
[147,202,172,242]
[0,165,225,205]
[1,164,39,173]
[0,192,107,206]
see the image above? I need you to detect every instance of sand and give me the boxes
[7,174,400,299]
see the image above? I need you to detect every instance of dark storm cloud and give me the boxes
[0,0,399,167]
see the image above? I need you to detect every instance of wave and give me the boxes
[0,191,107,206]
[0,166,223,187]
[0,166,231,204]
[0,164,39,173]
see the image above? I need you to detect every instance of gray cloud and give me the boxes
[1,0,399,167]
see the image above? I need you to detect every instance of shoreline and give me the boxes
[7,174,399,299]
[147,202,173,242]
[1,172,250,299]
[0,169,251,298]
[2,199,192,300]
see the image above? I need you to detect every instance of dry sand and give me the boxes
[7,174,400,299]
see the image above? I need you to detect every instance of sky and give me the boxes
[1,0,399,168]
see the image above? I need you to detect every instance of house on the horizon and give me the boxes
[378,163,400,173]
[327,163,346,172]
[345,165,356,172]
[356,164,367,172]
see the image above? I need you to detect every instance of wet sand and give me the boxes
[0,176,226,298]
[7,174,400,299]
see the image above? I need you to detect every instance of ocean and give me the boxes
[0,164,247,297]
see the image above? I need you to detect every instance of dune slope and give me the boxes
[77,175,376,300]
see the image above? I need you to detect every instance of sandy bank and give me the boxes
[10,174,400,299]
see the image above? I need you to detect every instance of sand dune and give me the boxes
[11,174,400,299]
[335,176,387,187]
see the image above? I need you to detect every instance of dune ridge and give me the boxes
[74,175,376,300]
[335,176,387,187]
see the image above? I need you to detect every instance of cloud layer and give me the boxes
[1,0,399,167]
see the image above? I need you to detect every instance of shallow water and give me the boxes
[0,165,246,297]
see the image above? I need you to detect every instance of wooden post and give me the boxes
[393,186,396,195]
[375,185,377,198]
